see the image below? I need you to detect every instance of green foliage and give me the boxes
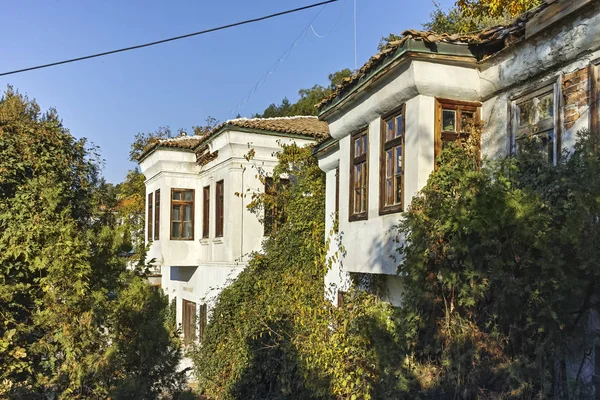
[398,131,600,398]
[457,0,542,18]
[0,86,183,399]
[191,124,600,399]
[191,144,411,399]
[378,1,512,50]
[254,69,353,118]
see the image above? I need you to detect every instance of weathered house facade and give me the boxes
[315,0,599,382]
[138,116,327,344]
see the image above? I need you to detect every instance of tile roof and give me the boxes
[316,0,554,113]
[137,135,205,161]
[211,116,330,139]
[137,116,329,162]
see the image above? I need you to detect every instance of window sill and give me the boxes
[170,238,194,241]
[213,237,224,244]
[379,205,403,216]
[200,238,210,245]
[348,213,368,222]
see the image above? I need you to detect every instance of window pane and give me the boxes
[395,115,403,138]
[395,175,402,204]
[172,222,181,238]
[354,164,361,189]
[386,178,393,205]
[354,137,362,157]
[362,135,368,155]
[395,146,402,175]
[538,92,554,120]
[183,205,192,222]
[172,206,181,221]
[173,191,182,201]
[386,150,393,178]
[442,109,456,132]
[386,120,394,141]
[518,100,534,127]
[183,222,193,239]
[183,191,193,201]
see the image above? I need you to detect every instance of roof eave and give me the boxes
[318,40,478,120]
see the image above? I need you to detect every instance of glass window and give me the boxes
[380,106,405,214]
[512,84,558,164]
[349,129,368,221]
[435,99,481,162]
[171,189,194,240]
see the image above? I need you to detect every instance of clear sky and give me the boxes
[0,0,454,183]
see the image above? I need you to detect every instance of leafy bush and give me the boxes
[0,87,183,399]
[192,132,600,399]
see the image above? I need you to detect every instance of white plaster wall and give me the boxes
[141,129,315,332]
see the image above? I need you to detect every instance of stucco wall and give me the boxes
[140,129,315,329]
[318,4,600,306]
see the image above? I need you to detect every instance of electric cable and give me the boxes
[0,0,339,77]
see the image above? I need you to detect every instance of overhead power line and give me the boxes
[230,0,347,116]
[0,0,339,77]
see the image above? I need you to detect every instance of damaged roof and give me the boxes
[316,0,558,113]
[137,135,205,161]
[209,116,330,139]
[137,116,328,162]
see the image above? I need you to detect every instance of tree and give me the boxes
[254,69,353,118]
[0,87,183,398]
[378,0,533,50]
[457,0,542,18]
[397,130,600,398]
[190,144,407,399]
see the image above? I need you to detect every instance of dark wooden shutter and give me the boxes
[182,299,197,346]
[203,186,210,238]
[215,180,224,237]
[147,193,153,241]
[199,304,208,342]
[154,189,160,240]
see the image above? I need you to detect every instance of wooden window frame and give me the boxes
[379,105,406,215]
[170,188,195,241]
[435,98,482,161]
[147,193,153,242]
[509,81,561,164]
[349,128,369,222]
[334,167,340,229]
[202,186,210,239]
[198,304,208,343]
[591,60,600,137]
[182,299,197,346]
[215,180,224,238]
[154,189,160,241]
[264,177,290,236]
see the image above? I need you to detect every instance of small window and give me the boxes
[349,129,368,221]
[154,189,160,241]
[215,180,224,238]
[435,99,481,160]
[171,189,194,240]
[202,186,210,239]
[182,299,197,346]
[380,106,405,215]
[198,304,208,342]
[147,193,153,242]
[591,62,600,135]
[264,177,289,236]
[335,167,340,228]
[511,84,559,164]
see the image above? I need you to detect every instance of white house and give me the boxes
[138,116,328,345]
[314,0,599,385]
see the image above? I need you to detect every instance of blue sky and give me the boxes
[0,0,454,183]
